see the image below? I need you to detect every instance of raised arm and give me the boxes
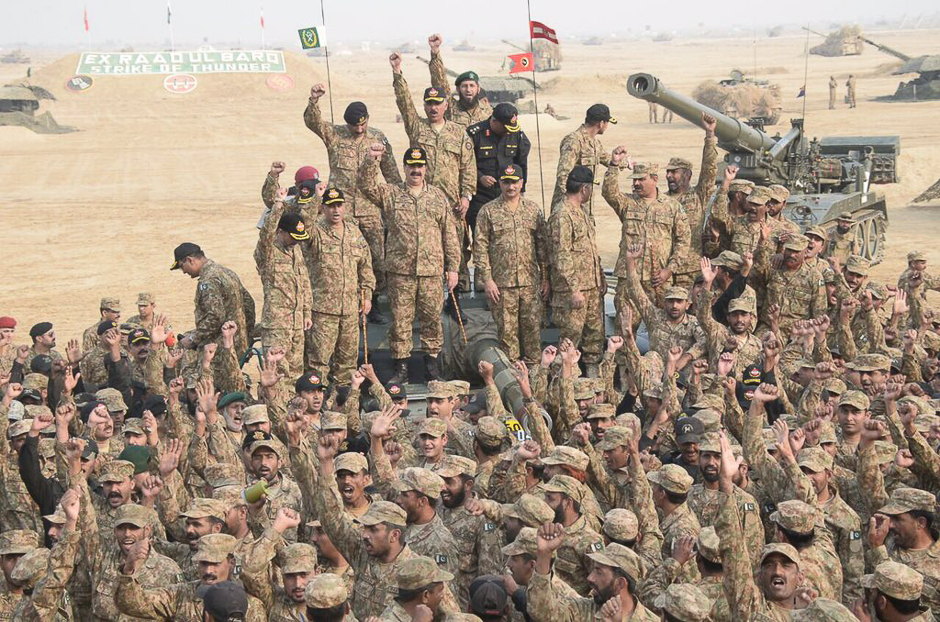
[303,84,337,149]
[391,54,421,144]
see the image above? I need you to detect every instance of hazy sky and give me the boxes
[2,0,937,48]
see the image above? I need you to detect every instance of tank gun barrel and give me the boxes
[627,73,777,155]
[501,39,529,53]
[414,55,459,78]
[858,36,911,62]
[802,26,829,38]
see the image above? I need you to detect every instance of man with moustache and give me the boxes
[754,233,826,339]
[427,34,492,129]
[826,212,857,263]
[698,258,762,374]
[244,431,303,543]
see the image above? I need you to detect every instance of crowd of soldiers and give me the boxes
[1,31,940,622]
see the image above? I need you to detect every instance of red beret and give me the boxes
[294,166,319,184]
[0,317,15,329]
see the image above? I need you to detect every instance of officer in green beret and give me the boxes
[427,34,493,129]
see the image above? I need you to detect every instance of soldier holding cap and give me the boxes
[171,242,256,360]
[825,212,857,264]
[254,187,313,378]
[552,103,617,220]
[428,35,493,129]
[390,47,477,291]
[305,83,401,322]
[81,296,122,354]
[474,163,547,364]
[360,142,461,383]
[548,166,605,373]
[303,187,376,385]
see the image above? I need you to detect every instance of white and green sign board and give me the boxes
[76,50,286,75]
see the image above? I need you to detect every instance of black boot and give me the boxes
[389,358,409,384]
[367,294,388,325]
[423,354,442,382]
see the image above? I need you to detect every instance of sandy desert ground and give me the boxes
[1,30,939,343]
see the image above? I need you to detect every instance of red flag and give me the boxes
[529,20,557,44]
[83,6,89,32]
[260,7,265,29]
[509,52,534,74]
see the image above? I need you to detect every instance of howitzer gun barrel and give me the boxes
[627,73,777,155]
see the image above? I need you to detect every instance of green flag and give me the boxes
[298,26,326,49]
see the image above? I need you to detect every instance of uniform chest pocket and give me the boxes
[443,139,463,156]
[337,144,359,170]
[648,212,674,228]
[622,211,644,236]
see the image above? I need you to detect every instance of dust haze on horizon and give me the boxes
[2,0,939,50]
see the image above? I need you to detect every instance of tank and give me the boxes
[806,26,865,57]
[0,49,30,64]
[501,40,561,72]
[627,72,897,264]
[415,56,533,104]
[858,37,940,101]
[691,70,782,126]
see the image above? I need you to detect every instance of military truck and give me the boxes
[628,72,898,264]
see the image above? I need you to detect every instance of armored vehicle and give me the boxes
[806,26,864,57]
[628,72,898,264]
[692,70,782,126]
[501,39,561,72]
[859,37,940,101]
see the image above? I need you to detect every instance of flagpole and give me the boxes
[801,23,810,120]
[319,0,335,123]
[526,2,548,215]
[260,6,265,50]
[167,2,175,52]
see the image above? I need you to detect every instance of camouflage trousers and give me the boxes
[490,284,542,364]
[306,311,359,385]
[261,326,305,379]
[387,273,444,359]
[552,287,604,364]
[356,214,386,294]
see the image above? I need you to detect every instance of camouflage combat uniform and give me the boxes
[428,50,493,129]
[473,195,547,363]
[625,269,706,364]
[551,125,611,221]
[687,484,764,570]
[826,229,856,263]
[441,504,503,609]
[666,136,718,287]
[192,259,256,357]
[757,260,826,339]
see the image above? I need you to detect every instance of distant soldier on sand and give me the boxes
[829,76,838,109]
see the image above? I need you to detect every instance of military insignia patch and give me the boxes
[849,530,861,540]
[411,149,422,159]
[589,541,603,552]
[435,554,448,565]
[484,522,496,532]
[749,367,761,378]
[743,503,755,512]
[296,222,306,232]
[389,385,401,395]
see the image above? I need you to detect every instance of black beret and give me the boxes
[343,101,368,125]
[29,322,53,338]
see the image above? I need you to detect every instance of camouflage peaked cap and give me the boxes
[393,467,445,499]
[541,446,589,471]
[770,499,816,535]
[10,548,51,589]
[280,542,318,573]
[587,543,643,580]
[396,556,454,589]
[543,474,585,503]
[790,599,857,622]
[181,497,227,521]
[192,533,238,564]
[861,560,924,601]
[0,530,40,555]
[305,573,348,608]
[653,583,711,622]
[503,494,554,527]
[878,486,937,515]
[697,526,721,563]
[603,508,638,542]
[596,426,632,451]
[437,455,478,479]
[502,526,542,557]
[647,464,694,495]
[474,416,505,447]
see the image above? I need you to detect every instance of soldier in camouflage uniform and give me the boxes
[171,243,256,363]
[548,167,605,372]
[81,297,122,355]
[243,541,317,622]
[0,529,41,616]
[390,51,476,292]
[653,583,712,622]
[647,465,701,562]
[303,188,375,385]
[862,560,935,622]
[378,555,454,622]
[541,475,605,596]
[754,234,827,339]
[359,144,461,383]
[388,467,458,576]
[304,85,401,320]
[244,432,303,543]
[825,212,857,263]
[552,104,617,221]
[0,415,44,538]
[254,190,313,378]
[501,527,580,617]
[768,499,843,602]
[474,164,548,364]
[665,113,719,288]
[427,35,493,130]
[697,263,762,375]
[304,573,355,622]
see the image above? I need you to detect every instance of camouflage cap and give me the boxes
[397,556,454,589]
[437,455,478,479]
[926,330,940,352]
[543,474,585,503]
[449,380,471,396]
[817,420,838,444]
[872,440,898,466]
[867,283,888,300]
[100,296,121,311]
[334,451,369,474]
[615,412,641,431]
[244,430,281,457]
[587,543,643,580]
[96,387,128,412]
[837,211,855,222]
[6,400,24,422]
[663,286,689,301]
[305,573,348,608]
[0,530,40,555]
[358,500,408,527]
[393,467,445,499]
[693,409,722,433]
[417,417,448,438]
[136,292,155,305]
[747,186,772,206]
[862,560,924,601]
[899,395,933,417]
[697,433,721,454]
[770,499,816,535]
[805,225,828,241]
[426,380,456,399]
[878,486,937,515]
[503,494,554,527]
[213,485,247,507]
[844,254,870,276]
[37,436,55,458]
[100,459,135,483]
[43,504,68,525]
[914,413,940,435]
[541,446,589,471]
[501,526,541,557]
[710,250,745,271]
[204,462,245,488]
[761,427,778,449]
[666,157,693,171]
[630,162,659,179]
[822,268,837,284]
[653,583,711,622]
[760,542,801,567]
[797,447,834,473]
[791,599,857,622]
[602,508,638,541]
[321,411,347,432]
[10,548,51,588]
[728,295,756,314]
[586,403,616,420]
[647,464,694,495]
[573,378,595,401]
[193,533,238,564]
[8,419,32,438]
[280,542,318,574]
[113,503,152,528]
[22,373,47,392]
[691,393,724,411]
[241,404,269,426]
[697,526,721,563]
[182,497,228,521]
[822,378,846,395]
[768,184,790,203]
[838,390,870,411]
[474,416,506,447]
[906,250,926,263]
[777,414,800,431]
[728,179,755,194]
[122,419,146,437]
[847,353,889,373]
[596,426,632,451]
[783,233,810,252]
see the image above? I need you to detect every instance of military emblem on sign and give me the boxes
[302,29,318,48]
[519,56,530,69]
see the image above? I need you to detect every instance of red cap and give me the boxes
[294,166,319,184]
[0,317,15,329]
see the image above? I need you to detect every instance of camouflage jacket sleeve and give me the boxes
[485,382,508,419]
[531,364,549,406]
[261,385,289,446]
[377,132,403,184]
[369,381,395,411]
[550,212,577,294]
[900,349,924,384]
[554,134,581,209]
[442,203,462,273]
[358,235,376,301]
[342,388,362,436]
[665,204,691,275]
[525,397,555,453]
[207,417,241,466]
[114,571,180,620]
[393,72,421,145]
[358,158,390,215]
[695,136,719,206]
[303,98,337,150]
[369,439,397,497]
[553,374,578,445]
[623,333,649,397]
[696,287,726,365]
[906,428,940,489]
[260,172,278,209]
[856,443,888,516]
[193,278,227,348]
[584,443,616,509]
[238,528,284,609]
[598,351,618,405]
[312,453,365,568]
[661,365,682,421]
[882,402,908,451]
[742,401,790,500]
[240,280,257,338]
[716,490,763,619]
[428,50,449,93]
[625,267,659,332]
[835,312,858,362]
[459,132,477,200]
[76,478,101,573]
[636,556,682,608]
[526,570,580,622]
[629,454,665,562]
[30,526,81,619]
[861,306,888,353]
[499,454,529,503]
[783,455,818,506]
[216,344,248,396]
[473,206,493,283]
[289,444,323,530]
[601,166,634,219]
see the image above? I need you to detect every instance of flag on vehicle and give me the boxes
[529,21,558,44]
[509,52,535,74]
[298,26,326,49]
[797,85,806,98]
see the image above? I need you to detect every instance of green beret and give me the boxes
[455,71,479,86]
[218,392,249,409]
